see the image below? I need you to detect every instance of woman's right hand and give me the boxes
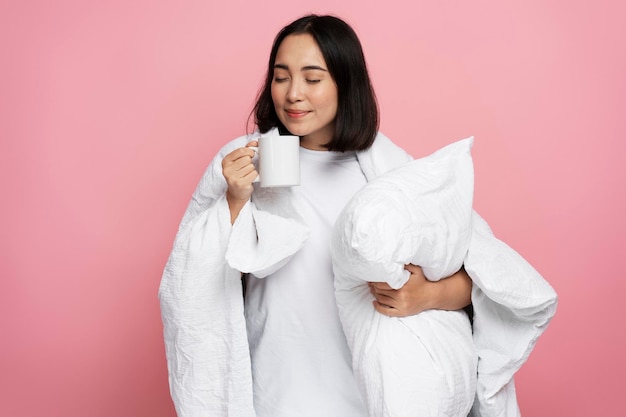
[222,141,258,223]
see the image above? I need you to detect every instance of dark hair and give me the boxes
[251,15,379,152]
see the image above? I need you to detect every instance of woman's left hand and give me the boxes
[369,264,472,317]
[369,264,435,317]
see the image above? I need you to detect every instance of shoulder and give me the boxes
[371,132,412,158]
[357,132,413,179]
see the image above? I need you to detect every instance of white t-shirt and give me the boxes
[245,147,368,417]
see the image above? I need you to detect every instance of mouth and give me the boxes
[285,109,310,118]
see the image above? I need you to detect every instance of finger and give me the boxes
[370,289,397,306]
[224,161,252,178]
[233,156,256,173]
[373,301,400,317]
[368,281,393,291]
[371,289,397,301]
[228,146,256,161]
[246,140,258,148]
[404,264,422,273]
[223,151,253,171]
[228,165,258,185]
[228,167,256,184]
[223,158,257,188]
[235,146,256,161]
[225,150,256,171]
[242,167,259,182]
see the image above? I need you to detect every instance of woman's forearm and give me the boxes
[429,267,472,311]
[369,264,472,317]
[226,192,249,225]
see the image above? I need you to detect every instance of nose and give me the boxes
[286,78,304,102]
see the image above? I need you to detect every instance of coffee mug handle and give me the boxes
[248,146,260,183]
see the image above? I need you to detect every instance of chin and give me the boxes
[280,124,308,137]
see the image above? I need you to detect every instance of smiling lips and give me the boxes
[285,109,310,118]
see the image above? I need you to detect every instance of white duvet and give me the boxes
[159,130,558,417]
[332,138,557,416]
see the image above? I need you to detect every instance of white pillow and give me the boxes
[331,137,475,290]
[330,137,478,417]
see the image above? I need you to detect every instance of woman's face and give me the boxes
[271,34,338,150]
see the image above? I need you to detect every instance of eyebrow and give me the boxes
[274,64,328,72]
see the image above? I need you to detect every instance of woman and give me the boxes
[224,14,472,417]
[159,14,556,417]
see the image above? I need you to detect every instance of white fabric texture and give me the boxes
[244,149,368,417]
[464,211,558,417]
[331,138,477,417]
[158,129,557,417]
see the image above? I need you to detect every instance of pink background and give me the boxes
[2,1,624,416]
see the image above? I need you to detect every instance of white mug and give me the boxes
[250,129,300,187]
